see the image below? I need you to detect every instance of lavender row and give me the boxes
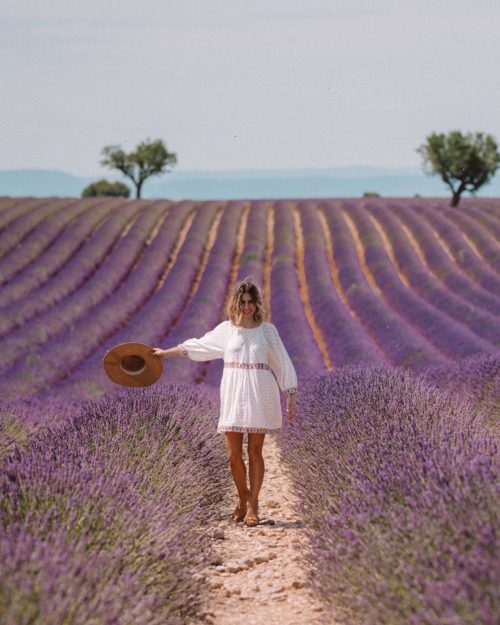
[364,201,500,346]
[0,202,169,372]
[203,201,268,386]
[440,206,500,272]
[413,201,500,295]
[0,198,121,311]
[298,200,384,367]
[0,198,22,214]
[0,198,51,234]
[270,201,325,380]
[348,201,496,359]
[0,198,102,287]
[421,352,500,428]
[277,361,499,625]
[320,200,448,372]
[388,201,500,317]
[0,198,74,259]
[466,207,500,243]
[461,196,500,215]
[44,202,220,400]
[0,202,195,399]
[0,197,19,211]
[469,199,500,222]
[236,200,268,287]
[0,203,143,316]
[1,384,230,625]
[162,201,246,387]
[0,200,143,340]
[0,396,82,458]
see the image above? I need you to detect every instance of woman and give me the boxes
[151,277,298,527]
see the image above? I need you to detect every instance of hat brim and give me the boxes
[102,342,163,387]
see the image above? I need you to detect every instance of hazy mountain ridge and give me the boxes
[1,167,499,199]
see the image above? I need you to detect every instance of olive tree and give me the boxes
[100,138,177,199]
[417,131,500,207]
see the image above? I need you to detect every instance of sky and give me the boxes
[1,0,499,175]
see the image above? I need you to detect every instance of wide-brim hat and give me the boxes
[102,342,163,387]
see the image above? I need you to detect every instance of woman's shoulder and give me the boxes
[213,320,231,332]
[261,321,277,333]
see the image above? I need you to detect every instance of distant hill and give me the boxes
[1,166,500,199]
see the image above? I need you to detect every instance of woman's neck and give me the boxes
[234,319,261,328]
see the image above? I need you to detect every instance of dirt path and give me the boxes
[195,433,329,625]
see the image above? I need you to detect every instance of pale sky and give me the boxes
[1,0,499,175]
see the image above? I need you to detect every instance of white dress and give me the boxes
[178,320,298,433]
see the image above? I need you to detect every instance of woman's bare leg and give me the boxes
[224,433,250,515]
[247,433,266,522]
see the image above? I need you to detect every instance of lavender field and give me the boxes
[0,195,499,624]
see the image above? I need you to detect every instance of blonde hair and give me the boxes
[227,276,266,325]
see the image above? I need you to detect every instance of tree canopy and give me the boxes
[100,138,177,199]
[417,131,500,207]
[81,178,130,198]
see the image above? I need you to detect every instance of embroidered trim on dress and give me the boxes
[223,362,270,370]
[217,426,280,434]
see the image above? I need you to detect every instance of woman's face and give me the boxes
[239,293,256,317]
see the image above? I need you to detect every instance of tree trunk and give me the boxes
[450,190,461,207]
[135,180,143,199]
[450,180,467,207]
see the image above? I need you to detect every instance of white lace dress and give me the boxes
[178,320,298,433]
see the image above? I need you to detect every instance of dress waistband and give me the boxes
[224,362,270,370]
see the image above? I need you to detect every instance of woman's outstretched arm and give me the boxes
[152,321,228,361]
[151,345,187,358]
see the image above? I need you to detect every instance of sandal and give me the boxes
[244,505,259,527]
[230,504,247,523]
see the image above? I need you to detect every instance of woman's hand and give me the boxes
[151,347,167,358]
[151,346,187,359]
[285,394,295,421]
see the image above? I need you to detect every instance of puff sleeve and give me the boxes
[265,323,298,395]
[177,321,228,361]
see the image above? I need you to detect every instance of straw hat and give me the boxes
[102,342,163,387]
